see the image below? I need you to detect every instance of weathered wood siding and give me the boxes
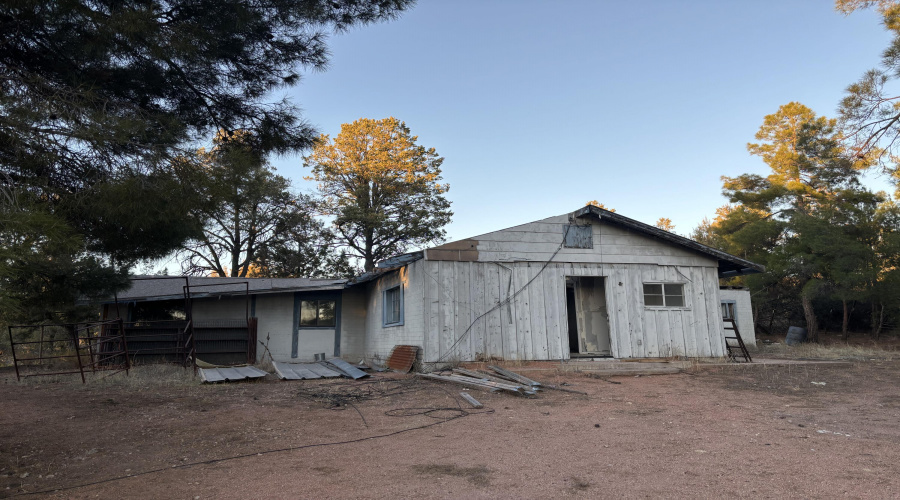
[404,215,728,361]
[428,214,714,267]
[414,261,725,362]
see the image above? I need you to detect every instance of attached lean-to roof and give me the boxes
[573,205,764,277]
[104,276,347,303]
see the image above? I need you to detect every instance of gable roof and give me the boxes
[373,207,765,278]
[573,205,764,277]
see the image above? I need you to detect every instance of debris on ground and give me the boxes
[386,345,419,373]
[459,392,484,409]
[199,366,268,383]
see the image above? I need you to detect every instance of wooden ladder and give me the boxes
[723,318,752,363]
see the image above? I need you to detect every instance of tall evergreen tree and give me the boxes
[305,117,452,272]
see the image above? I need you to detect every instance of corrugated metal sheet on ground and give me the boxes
[323,358,369,379]
[200,366,268,383]
[387,345,419,373]
[273,361,341,380]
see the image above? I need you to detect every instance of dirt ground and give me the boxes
[2,358,900,499]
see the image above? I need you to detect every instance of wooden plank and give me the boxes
[424,261,441,362]
[471,262,487,360]
[703,267,727,357]
[608,268,628,359]
[637,267,654,358]
[453,367,517,385]
[455,261,471,361]
[485,264,503,359]
[513,264,533,360]
[498,264,518,360]
[418,373,529,395]
[528,263,549,360]
[679,267,700,357]
[691,265,713,356]
[440,260,456,361]
[459,392,484,409]
[488,365,542,387]
[542,264,563,360]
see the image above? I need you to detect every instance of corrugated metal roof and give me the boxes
[199,366,268,383]
[386,345,419,373]
[105,276,347,303]
[273,361,342,380]
[323,358,369,379]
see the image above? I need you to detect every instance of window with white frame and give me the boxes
[383,285,403,327]
[643,283,685,307]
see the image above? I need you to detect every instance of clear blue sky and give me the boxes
[272,0,894,242]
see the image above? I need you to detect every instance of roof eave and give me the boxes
[574,206,765,275]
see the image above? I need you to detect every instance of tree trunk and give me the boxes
[841,299,850,341]
[801,295,819,343]
[875,302,885,339]
[363,229,375,272]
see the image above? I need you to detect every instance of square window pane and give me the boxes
[665,295,685,307]
[644,295,664,306]
[643,284,662,295]
[300,300,317,327]
[318,300,335,327]
[664,284,683,296]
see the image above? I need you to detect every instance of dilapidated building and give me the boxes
[105,206,763,364]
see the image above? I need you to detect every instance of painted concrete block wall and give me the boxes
[362,261,426,363]
[339,286,368,362]
[720,288,756,346]
[253,293,295,362]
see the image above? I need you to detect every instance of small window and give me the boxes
[643,283,685,308]
[564,224,593,249]
[383,285,404,327]
[300,299,336,327]
[721,301,736,320]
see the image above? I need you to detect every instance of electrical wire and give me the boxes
[7,380,494,498]
[430,224,573,363]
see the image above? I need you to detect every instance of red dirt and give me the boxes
[2,360,899,499]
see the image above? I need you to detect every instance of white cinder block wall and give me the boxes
[719,288,756,346]
[339,286,368,362]
[253,294,295,362]
[362,261,426,363]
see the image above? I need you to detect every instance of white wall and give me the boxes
[719,288,756,347]
[362,262,426,363]
[253,294,295,362]
[339,286,368,362]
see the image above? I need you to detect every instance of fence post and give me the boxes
[8,326,20,382]
[72,327,86,384]
[119,318,131,375]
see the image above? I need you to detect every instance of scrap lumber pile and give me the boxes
[418,365,543,396]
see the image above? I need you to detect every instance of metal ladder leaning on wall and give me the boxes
[723,318,752,362]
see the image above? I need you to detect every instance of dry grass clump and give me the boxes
[757,341,897,361]
[14,362,199,389]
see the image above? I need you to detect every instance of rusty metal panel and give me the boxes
[564,224,593,249]
[386,345,419,372]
